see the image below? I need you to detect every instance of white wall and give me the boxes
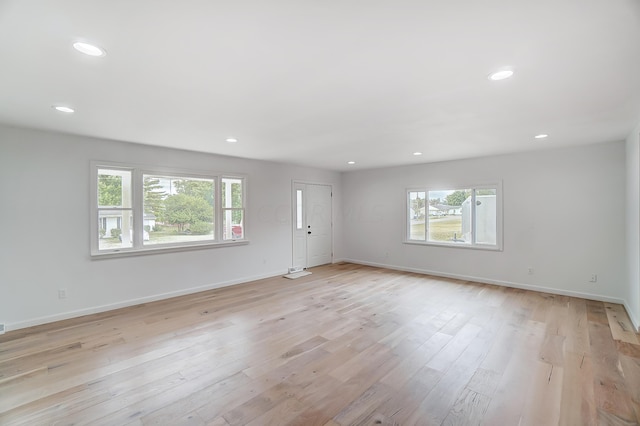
[626,123,640,330]
[342,141,628,305]
[1,123,635,332]
[0,125,342,331]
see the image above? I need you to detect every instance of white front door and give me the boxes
[292,182,332,269]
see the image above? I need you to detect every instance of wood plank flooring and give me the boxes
[1,263,639,425]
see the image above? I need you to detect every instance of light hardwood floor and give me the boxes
[1,263,639,425]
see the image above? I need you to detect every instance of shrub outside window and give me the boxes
[407,184,501,250]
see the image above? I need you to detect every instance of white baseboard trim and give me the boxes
[8,261,639,334]
[6,269,285,332]
[341,258,640,332]
[342,258,630,306]
[340,259,640,333]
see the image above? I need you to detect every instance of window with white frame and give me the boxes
[92,162,246,256]
[406,184,502,250]
[221,177,245,240]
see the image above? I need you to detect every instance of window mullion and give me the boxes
[132,169,143,248]
[425,190,429,241]
[215,177,221,242]
[471,189,477,245]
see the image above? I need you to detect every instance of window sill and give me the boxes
[91,239,250,259]
[403,240,502,251]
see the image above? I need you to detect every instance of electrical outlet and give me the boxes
[527,267,534,275]
[590,274,598,283]
[58,288,67,299]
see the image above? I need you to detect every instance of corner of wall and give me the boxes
[625,301,640,333]
[626,121,640,333]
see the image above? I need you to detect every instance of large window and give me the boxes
[92,162,246,256]
[407,184,501,250]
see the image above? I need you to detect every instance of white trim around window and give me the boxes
[90,161,248,257]
[404,182,503,251]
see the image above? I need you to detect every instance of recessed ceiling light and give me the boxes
[488,69,514,81]
[413,152,423,156]
[53,105,75,113]
[347,161,356,165]
[73,41,106,57]
[534,134,549,139]
[225,138,238,143]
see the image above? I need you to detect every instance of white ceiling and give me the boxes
[1,1,639,171]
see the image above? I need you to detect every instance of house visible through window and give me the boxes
[92,162,246,256]
[97,168,133,251]
[407,184,501,250]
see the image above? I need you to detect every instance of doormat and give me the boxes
[283,271,312,279]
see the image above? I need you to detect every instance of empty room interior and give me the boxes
[1,1,640,425]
